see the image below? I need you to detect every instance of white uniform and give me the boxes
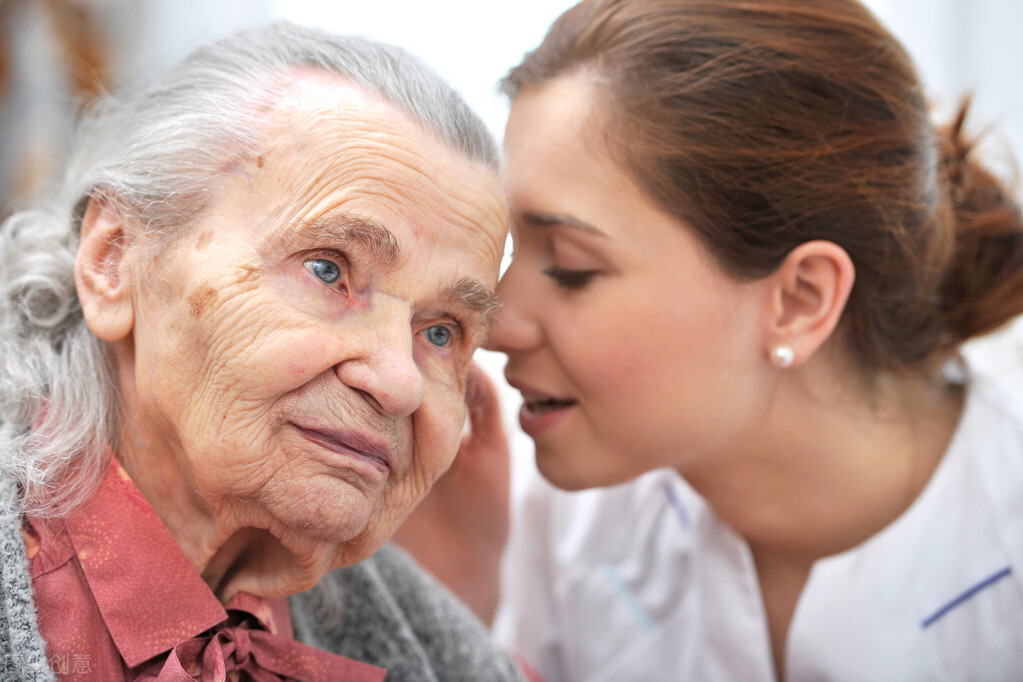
[493,370,1023,681]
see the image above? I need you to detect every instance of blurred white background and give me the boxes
[3,0,1021,497]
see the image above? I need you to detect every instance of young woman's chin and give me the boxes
[533,441,642,492]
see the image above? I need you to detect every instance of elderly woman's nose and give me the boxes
[484,261,542,354]
[335,313,426,418]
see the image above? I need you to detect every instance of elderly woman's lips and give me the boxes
[293,425,392,475]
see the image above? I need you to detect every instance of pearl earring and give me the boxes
[771,345,795,368]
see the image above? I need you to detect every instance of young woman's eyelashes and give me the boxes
[543,265,598,290]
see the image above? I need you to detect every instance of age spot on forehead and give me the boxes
[194,231,214,251]
[187,284,219,318]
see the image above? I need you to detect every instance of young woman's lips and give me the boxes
[507,380,578,437]
[293,424,392,478]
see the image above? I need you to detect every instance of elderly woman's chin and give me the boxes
[266,477,384,544]
[210,478,416,598]
[291,453,423,529]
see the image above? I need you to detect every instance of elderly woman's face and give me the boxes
[107,79,506,574]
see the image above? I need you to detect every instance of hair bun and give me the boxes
[936,99,1023,348]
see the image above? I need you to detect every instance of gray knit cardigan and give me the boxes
[0,473,524,681]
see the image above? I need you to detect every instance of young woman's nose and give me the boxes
[484,258,543,354]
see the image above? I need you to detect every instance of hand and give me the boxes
[392,362,511,625]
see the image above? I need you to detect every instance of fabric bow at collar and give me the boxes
[137,594,385,682]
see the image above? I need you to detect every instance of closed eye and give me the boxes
[543,266,598,290]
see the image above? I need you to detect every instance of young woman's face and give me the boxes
[488,76,770,490]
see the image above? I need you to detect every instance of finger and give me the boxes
[464,362,507,449]
[464,361,489,411]
[457,363,486,447]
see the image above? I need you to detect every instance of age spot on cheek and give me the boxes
[256,155,265,168]
[187,285,219,318]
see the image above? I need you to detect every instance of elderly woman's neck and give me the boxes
[111,372,311,601]
[116,438,323,601]
[112,437,222,574]
[114,413,339,603]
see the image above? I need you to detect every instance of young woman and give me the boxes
[482,0,1023,679]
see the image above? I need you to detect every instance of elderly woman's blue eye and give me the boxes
[305,259,341,284]
[424,325,452,347]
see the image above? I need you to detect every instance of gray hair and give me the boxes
[0,21,498,516]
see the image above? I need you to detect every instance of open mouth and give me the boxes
[506,377,578,435]
[524,397,577,414]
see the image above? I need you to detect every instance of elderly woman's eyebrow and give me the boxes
[445,277,501,330]
[283,211,401,265]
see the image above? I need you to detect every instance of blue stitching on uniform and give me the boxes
[601,563,656,633]
[663,481,690,528]
[921,566,1012,628]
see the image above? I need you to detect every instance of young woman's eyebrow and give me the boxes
[521,210,607,237]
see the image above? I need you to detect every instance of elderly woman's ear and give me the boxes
[75,193,136,342]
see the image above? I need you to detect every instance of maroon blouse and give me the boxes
[23,453,386,681]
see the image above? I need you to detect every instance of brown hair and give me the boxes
[503,0,1023,371]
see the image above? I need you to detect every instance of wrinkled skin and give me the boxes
[392,362,511,624]
[78,73,507,600]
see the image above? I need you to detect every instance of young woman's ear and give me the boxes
[75,194,135,342]
[762,240,855,368]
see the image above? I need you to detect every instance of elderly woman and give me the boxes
[0,22,521,681]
